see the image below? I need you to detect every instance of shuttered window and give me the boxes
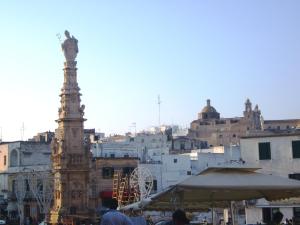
[259,142,271,160]
[292,141,300,158]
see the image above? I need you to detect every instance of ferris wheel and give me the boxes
[129,166,153,200]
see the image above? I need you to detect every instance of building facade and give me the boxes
[240,133,300,224]
[189,145,242,174]
[188,99,300,147]
[0,141,50,223]
[89,157,139,209]
[91,131,172,162]
[170,136,207,154]
[140,154,192,194]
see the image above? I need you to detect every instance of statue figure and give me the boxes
[61,30,78,62]
[79,104,85,116]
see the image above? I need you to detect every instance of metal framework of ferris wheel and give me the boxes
[112,166,153,207]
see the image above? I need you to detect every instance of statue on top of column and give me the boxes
[62,30,78,62]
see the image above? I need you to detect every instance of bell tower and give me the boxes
[49,31,91,224]
[244,98,252,117]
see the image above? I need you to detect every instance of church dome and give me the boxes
[201,99,217,113]
[198,99,220,120]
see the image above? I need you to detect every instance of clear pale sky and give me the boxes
[0,1,300,141]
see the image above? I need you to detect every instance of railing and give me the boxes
[140,160,162,164]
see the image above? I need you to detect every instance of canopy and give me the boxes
[121,167,300,211]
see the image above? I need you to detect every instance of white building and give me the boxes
[140,154,192,193]
[190,146,242,174]
[240,133,300,224]
[91,141,138,158]
[90,132,171,161]
[90,131,189,195]
[0,141,51,220]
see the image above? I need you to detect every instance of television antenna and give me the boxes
[130,122,136,135]
[158,95,161,127]
[20,122,25,141]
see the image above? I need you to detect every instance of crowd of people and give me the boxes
[100,198,190,225]
[99,201,297,225]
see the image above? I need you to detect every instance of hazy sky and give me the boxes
[0,1,300,141]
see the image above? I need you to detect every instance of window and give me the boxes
[259,142,271,160]
[216,120,226,125]
[110,153,115,158]
[25,179,30,191]
[294,207,300,219]
[123,167,134,176]
[3,156,6,166]
[153,180,157,191]
[289,173,300,181]
[173,158,177,163]
[180,143,185,150]
[262,208,271,223]
[102,167,114,179]
[187,171,192,175]
[262,208,279,223]
[12,180,16,194]
[10,150,18,167]
[292,141,300,158]
[24,204,31,218]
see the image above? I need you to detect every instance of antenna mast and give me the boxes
[21,122,25,141]
[130,122,136,136]
[158,95,161,127]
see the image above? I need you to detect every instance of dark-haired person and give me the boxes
[268,212,284,225]
[100,198,134,225]
[166,209,190,225]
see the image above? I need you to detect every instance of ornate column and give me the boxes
[49,31,92,225]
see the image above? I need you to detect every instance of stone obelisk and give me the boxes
[49,30,91,224]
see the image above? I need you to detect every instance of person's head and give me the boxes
[103,198,119,210]
[172,209,190,225]
[273,211,283,224]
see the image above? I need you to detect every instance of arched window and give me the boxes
[10,150,18,167]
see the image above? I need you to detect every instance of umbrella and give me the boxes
[122,167,300,211]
